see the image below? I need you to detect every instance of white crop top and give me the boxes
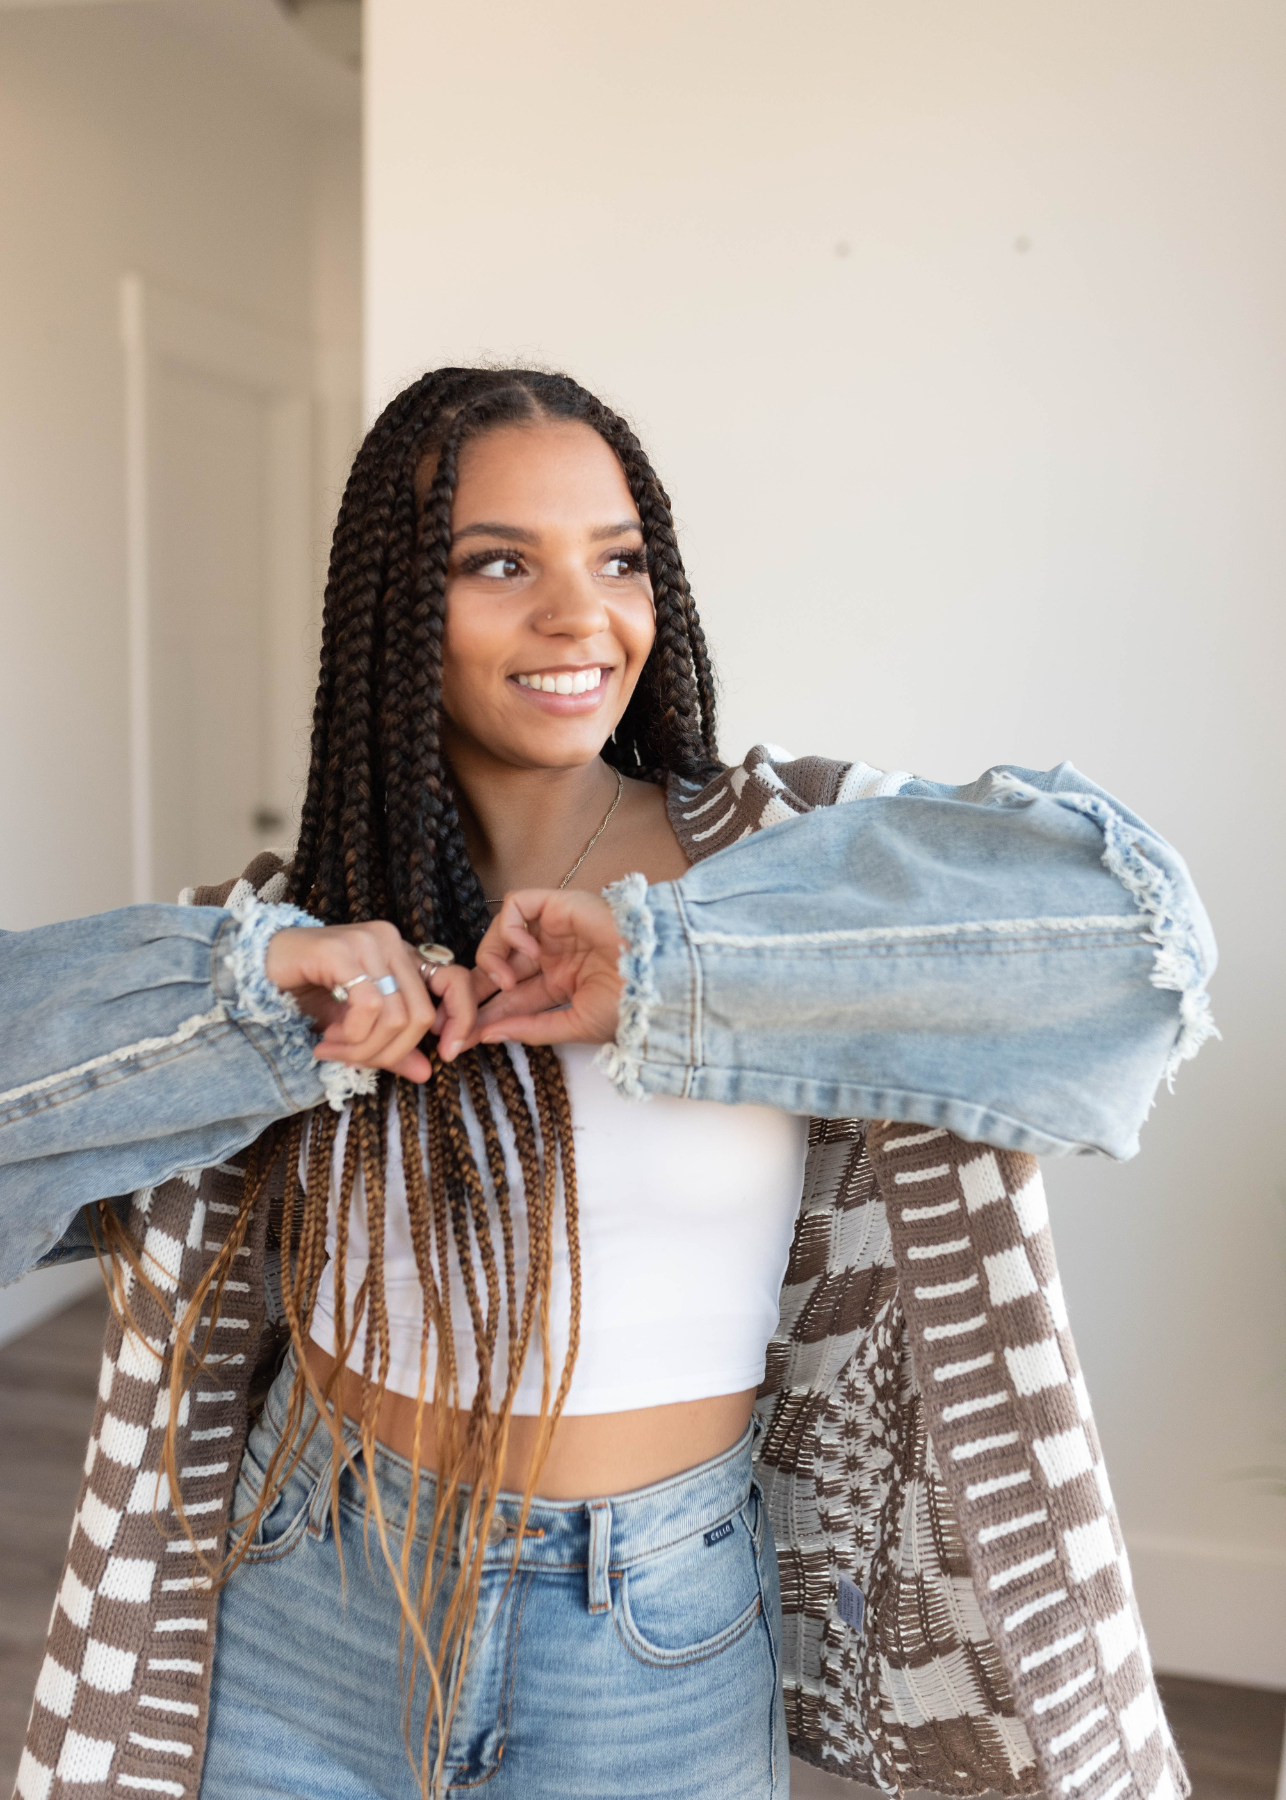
[310,1044,808,1415]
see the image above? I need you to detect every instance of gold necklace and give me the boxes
[484,768,624,908]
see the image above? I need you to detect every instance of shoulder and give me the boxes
[666,744,912,861]
[186,849,292,910]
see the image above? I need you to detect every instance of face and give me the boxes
[431,420,655,773]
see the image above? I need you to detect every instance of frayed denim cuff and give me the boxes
[221,893,376,1112]
[989,772,1218,1083]
[595,874,656,1099]
[596,875,693,1101]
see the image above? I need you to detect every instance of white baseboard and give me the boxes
[1127,1531,1286,1690]
[0,1260,103,1349]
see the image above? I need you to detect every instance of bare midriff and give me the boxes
[305,1340,756,1500]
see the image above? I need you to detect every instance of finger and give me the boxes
[474,939,541,993]
[449,978,559,1056]
[292,926,434,1075]
[427,965,477,1038]
[473,975,559,1025]
[335,985,417,1067]
[373,936,436,1067]
[317,984,405,1061]
[425,963,495,1005]
[477,1007,582,1047]
[322,938,418,1066]
[316,1041,433,1083]
[432,967,481,1062]
[325,969,388,1044]
[489,894,547,963]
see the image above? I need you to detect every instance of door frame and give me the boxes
[119,275,313,902]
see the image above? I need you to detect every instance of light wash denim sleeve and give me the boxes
[0,898,369,1286]
[600,761,1216,1160]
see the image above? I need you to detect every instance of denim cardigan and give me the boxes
[9,747,1212,1800]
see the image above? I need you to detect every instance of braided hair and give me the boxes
[158,370,720,1795]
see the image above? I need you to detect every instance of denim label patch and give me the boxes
[703,1519,735,1547]
[837,1575,865,1634]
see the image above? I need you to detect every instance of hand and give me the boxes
[428,889,625,1058]
[264,923,438,1083]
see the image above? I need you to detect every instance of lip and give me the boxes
[508,666,612,713]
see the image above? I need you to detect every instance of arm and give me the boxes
[465,761,1216,1160]
[0,898,435,1284]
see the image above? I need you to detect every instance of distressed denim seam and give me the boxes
[675,883,703,1099]
[686,937,1147,962]
[685,913,1145,949]
[596,872,659,1101]
[621,1059,1119,1154]
[0,1006,230,1117]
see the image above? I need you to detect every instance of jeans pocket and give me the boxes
[614,1498,764,1669]
[229,1418,325,1564]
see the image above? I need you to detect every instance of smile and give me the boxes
[514,667,604,695]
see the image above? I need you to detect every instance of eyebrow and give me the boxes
[451,517,643,546]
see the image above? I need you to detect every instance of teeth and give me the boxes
[516,668,602,694]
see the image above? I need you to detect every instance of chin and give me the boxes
[519,732,611,770]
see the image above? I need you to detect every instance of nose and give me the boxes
[533,562,610,639]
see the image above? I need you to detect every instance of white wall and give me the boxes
[0,2,360,1336]
[367,0,1286,1686]
[0,4,301,929]
[311,120,364,597]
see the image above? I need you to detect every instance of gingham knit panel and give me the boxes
[16,1167,265,1800]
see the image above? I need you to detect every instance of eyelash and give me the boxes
[457,547,648,578]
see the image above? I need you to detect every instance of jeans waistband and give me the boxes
[263,1354,757,1587]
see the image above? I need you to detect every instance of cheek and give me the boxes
[440,602,502,712]
[618,596,657,671]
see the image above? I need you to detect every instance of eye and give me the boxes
[602,549,646,578]
[461,550,526,580]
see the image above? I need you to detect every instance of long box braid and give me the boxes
[116,369,723,1798]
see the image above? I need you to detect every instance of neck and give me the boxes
[446,741,621,898]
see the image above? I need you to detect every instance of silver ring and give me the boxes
[329,972,373,1004]
[375,974,399,997]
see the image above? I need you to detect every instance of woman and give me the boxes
[17,368,1209,1800]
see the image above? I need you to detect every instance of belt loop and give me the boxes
[586,1500,612,1614]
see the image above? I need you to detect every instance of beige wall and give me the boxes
[0,4,360,1340]
[367,0,1286,1683]
[0,3,359,934]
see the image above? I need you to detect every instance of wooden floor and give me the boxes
[2,1287,1283,1799]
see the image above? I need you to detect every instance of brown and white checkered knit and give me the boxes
[16,748,1188,1800]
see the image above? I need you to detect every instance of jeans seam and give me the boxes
[440,1571,531,1789]
[749,1487,783,1795]
[612,1576,763,1669]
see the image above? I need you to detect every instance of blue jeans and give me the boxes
[201,1363,788,1799]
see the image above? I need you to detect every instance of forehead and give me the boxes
[447,421,636,528]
